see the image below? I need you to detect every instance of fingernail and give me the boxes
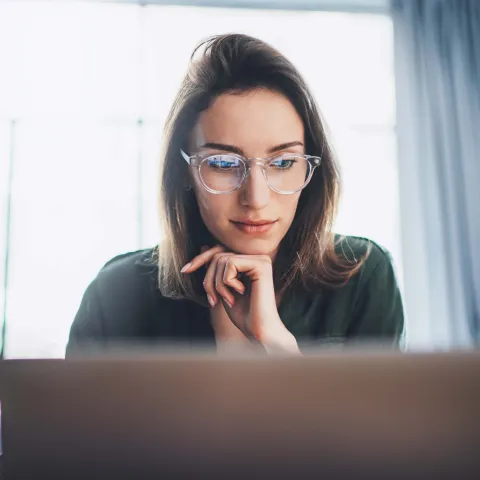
[207,294,216,307]
[180,262,191,273]
[237,288,245,295]
[225,299,233,308]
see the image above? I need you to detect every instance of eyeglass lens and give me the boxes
[199,154,311,193]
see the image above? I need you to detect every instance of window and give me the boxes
[0,1,399,357]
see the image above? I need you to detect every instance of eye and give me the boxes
[270,157,297,170]
[205,155,241,170]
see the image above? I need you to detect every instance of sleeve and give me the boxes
[65,280,106,358]
[348,247,405,347]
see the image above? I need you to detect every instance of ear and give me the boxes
[185,166,201,191]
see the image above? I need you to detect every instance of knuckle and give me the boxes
[204,286,214,297]
[215,283,228,296]
[217,255,228,265]
[203,272,213,283]
[219,253,234,266]
[202,280,213,293]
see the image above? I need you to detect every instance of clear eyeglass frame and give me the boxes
[180,149,322,195]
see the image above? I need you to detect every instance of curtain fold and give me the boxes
[392,0,480,348]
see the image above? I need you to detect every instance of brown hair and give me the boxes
[156,33,369,305]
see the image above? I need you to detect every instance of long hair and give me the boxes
[156,33,369,305]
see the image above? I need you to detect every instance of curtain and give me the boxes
[392,0,480,348]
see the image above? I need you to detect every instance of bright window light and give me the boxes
[0,1,399,357]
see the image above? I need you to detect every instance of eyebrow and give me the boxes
[199,141,304,156]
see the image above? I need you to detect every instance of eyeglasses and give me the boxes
[180,149,321,195]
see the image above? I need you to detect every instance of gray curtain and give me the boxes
[392,0,480,348]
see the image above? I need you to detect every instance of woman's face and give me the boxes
[189,89,305,259]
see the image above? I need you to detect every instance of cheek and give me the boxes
[194,189,231,231]
[279,194,301,223]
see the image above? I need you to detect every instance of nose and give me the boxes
[239,163,270,209]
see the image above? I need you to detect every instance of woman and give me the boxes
[66,34,404,356]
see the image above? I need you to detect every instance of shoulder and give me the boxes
[100,247,158,275]
[86,247,160,327]
[68,248,159,349]
[95,247,158,290]
[67,248,163,355]
[333,235,404,342]
[334,234,396,285]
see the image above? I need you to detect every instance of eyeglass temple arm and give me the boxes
[180,149,191,164]
[307,155,322,166]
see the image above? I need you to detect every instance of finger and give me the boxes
[203,252,233,307]
[181,245,225,273]
[224,277,245,295]
[215,254,237,308]
[223,254,272,283]
[222,257,246,294]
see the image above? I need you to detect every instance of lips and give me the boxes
[231,219,277,234]
[231,219,277,226]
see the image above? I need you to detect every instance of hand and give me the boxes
[181,245,300,354]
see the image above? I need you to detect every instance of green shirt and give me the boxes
[66,235,404,356]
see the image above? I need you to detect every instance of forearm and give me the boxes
[254,324,301,355]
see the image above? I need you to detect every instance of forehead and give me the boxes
[191,89,304,155]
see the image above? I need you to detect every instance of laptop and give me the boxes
[1,351,479,479]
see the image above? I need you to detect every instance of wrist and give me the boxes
[252,321,300,355]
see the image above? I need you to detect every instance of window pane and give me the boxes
[0,121,10,355]
[141,7,395,128]
[140,121,163,248]
[5,121,139,358]
[334,128,403,283]
[0,1,140,119]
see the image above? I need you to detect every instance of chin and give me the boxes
[227,238,279,257]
